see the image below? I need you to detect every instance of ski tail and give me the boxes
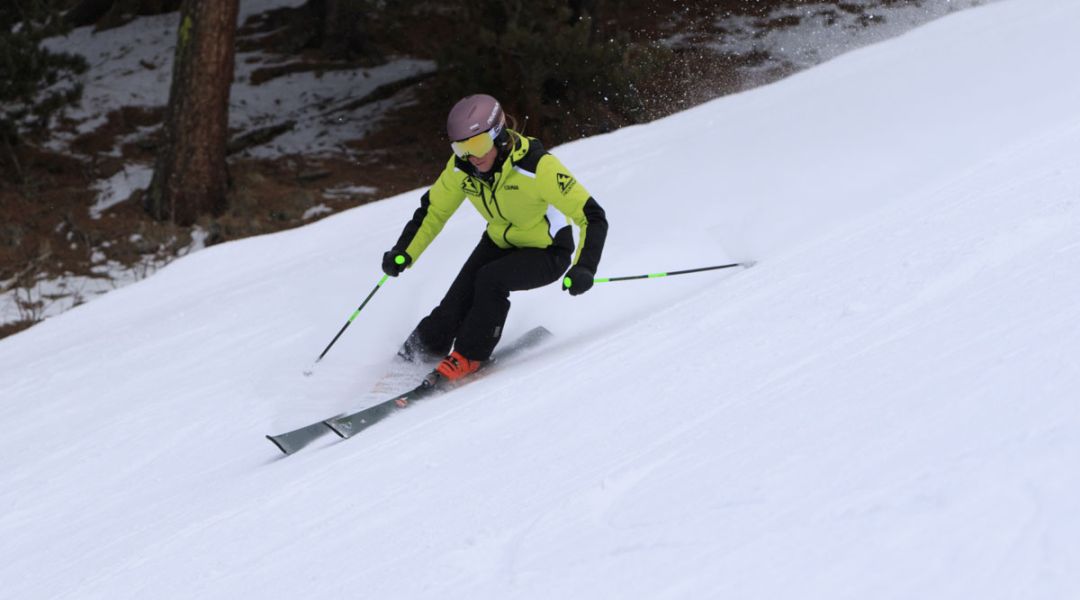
[266,417,342,456]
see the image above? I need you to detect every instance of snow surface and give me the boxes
[3,0,1080,597]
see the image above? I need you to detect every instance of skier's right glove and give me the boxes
[381,250,412,277]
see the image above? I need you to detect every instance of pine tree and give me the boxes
[145,0,239,225]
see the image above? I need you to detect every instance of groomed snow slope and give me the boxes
[3,0,1079,597]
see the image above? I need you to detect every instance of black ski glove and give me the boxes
[382,251,412,277]
[562,265,595,296]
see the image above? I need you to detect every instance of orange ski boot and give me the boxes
[435,351,484,382]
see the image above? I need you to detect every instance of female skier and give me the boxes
[382,94,608,382]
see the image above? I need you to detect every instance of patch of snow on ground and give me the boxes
[41,5,434,161]
[0,231,201,326]
[230,58,435,158]
[238,0,307,22]
[302,204,333,220]
[694,0,1000,86]
[323,184,379,198]
[41,12,178,141]
[1,272,122,324]
[89,164,154,219]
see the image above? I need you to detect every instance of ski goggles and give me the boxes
[451,129,497,158]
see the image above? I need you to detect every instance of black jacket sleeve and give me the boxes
[575,197,608,273]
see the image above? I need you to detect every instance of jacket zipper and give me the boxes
[478,170,512,244]
[477,183,495,220]
[489,180,507,220]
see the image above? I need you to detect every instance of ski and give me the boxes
[324,325,552,439]
[322,372,445,439]
[266,326,552,455]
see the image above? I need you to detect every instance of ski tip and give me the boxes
[523,325,553,341]
[266,435,291,455]
[740,260,757,269]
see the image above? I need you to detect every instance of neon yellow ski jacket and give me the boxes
[391,132,607,272]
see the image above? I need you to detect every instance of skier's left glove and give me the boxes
[562,265,594,296]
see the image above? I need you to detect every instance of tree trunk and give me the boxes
[147,0,238,226]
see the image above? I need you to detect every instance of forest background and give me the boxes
[0,0,987,338]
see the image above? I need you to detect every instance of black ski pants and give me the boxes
[413,232,571,361]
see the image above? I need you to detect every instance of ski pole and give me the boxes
[303,274,390,376]
[565,261,755,288]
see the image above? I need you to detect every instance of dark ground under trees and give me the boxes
[0,0,945,337]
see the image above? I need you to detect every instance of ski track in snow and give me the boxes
[3,0,1080,598]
